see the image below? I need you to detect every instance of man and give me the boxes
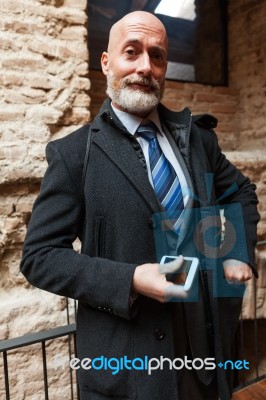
[21,11,259,400]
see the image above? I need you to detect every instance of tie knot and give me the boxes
[137,121,158,142]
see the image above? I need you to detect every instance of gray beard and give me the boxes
[106,74,163,115]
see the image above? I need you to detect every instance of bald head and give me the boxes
[108,11,168,54]
[101,11,168,117]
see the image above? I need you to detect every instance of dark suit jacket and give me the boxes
[21,99,259,400]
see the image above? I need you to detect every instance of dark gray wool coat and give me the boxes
[21,99,259,400]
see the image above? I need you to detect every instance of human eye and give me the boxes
[151,52,164,62]
[124,47,137,58]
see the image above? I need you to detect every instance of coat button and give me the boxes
[154,328,165,340]
[148,218,154,229]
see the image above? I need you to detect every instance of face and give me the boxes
[101,13,168,117]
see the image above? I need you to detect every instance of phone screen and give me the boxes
[164,258,192,286]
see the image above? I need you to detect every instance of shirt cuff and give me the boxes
[223,259,248,267]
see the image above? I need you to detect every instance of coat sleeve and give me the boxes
[202,129,260,272]
[20,138,138,320]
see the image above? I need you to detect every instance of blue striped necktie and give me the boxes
[137,121,184,231]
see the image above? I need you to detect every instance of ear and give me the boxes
[101,52,109,76]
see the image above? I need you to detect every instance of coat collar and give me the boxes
[89,99,193,214]
[90,99,161,213]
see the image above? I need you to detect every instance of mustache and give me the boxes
[122,76,160,90]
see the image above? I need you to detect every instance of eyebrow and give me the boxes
[123,39,167,57]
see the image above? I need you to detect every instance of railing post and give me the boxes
[41,341,49,400]
[253,275,259,379]
[74,332,80,400]
[3,351,10,400]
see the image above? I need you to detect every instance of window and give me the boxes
[88,0,228,85]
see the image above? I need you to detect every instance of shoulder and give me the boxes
[45,124,91,185]
[191,114,219,150]
[47,124,90,162]
[192,114,218,130]
[48,124,90,157]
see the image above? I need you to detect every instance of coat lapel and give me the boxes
[91,115,162,215]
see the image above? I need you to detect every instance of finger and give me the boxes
[159,255,184,274]
[224,265,252,282]
[164,283,188,300]
[225,271,252,284]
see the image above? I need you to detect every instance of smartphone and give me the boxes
[160,256,199,291]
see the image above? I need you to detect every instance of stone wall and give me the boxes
[0,0,266,398]
[0,0,89,299]
[0,0,89,398]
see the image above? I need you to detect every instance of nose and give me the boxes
[136,52,152,76]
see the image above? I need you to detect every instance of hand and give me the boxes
[223,261,253,284]
[132,256,187,302]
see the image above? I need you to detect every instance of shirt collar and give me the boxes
[111,103,163,136]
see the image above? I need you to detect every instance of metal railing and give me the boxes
[0,324,78,400]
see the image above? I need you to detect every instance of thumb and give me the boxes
[159,255,184,274]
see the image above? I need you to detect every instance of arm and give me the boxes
[20,140,138,319]
[203,130,260,280]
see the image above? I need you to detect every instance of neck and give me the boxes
[111,100,154,119]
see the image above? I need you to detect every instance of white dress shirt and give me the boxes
[111,105,189,207]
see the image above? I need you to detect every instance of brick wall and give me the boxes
[0,0,90,299]
[228,0,266,150]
